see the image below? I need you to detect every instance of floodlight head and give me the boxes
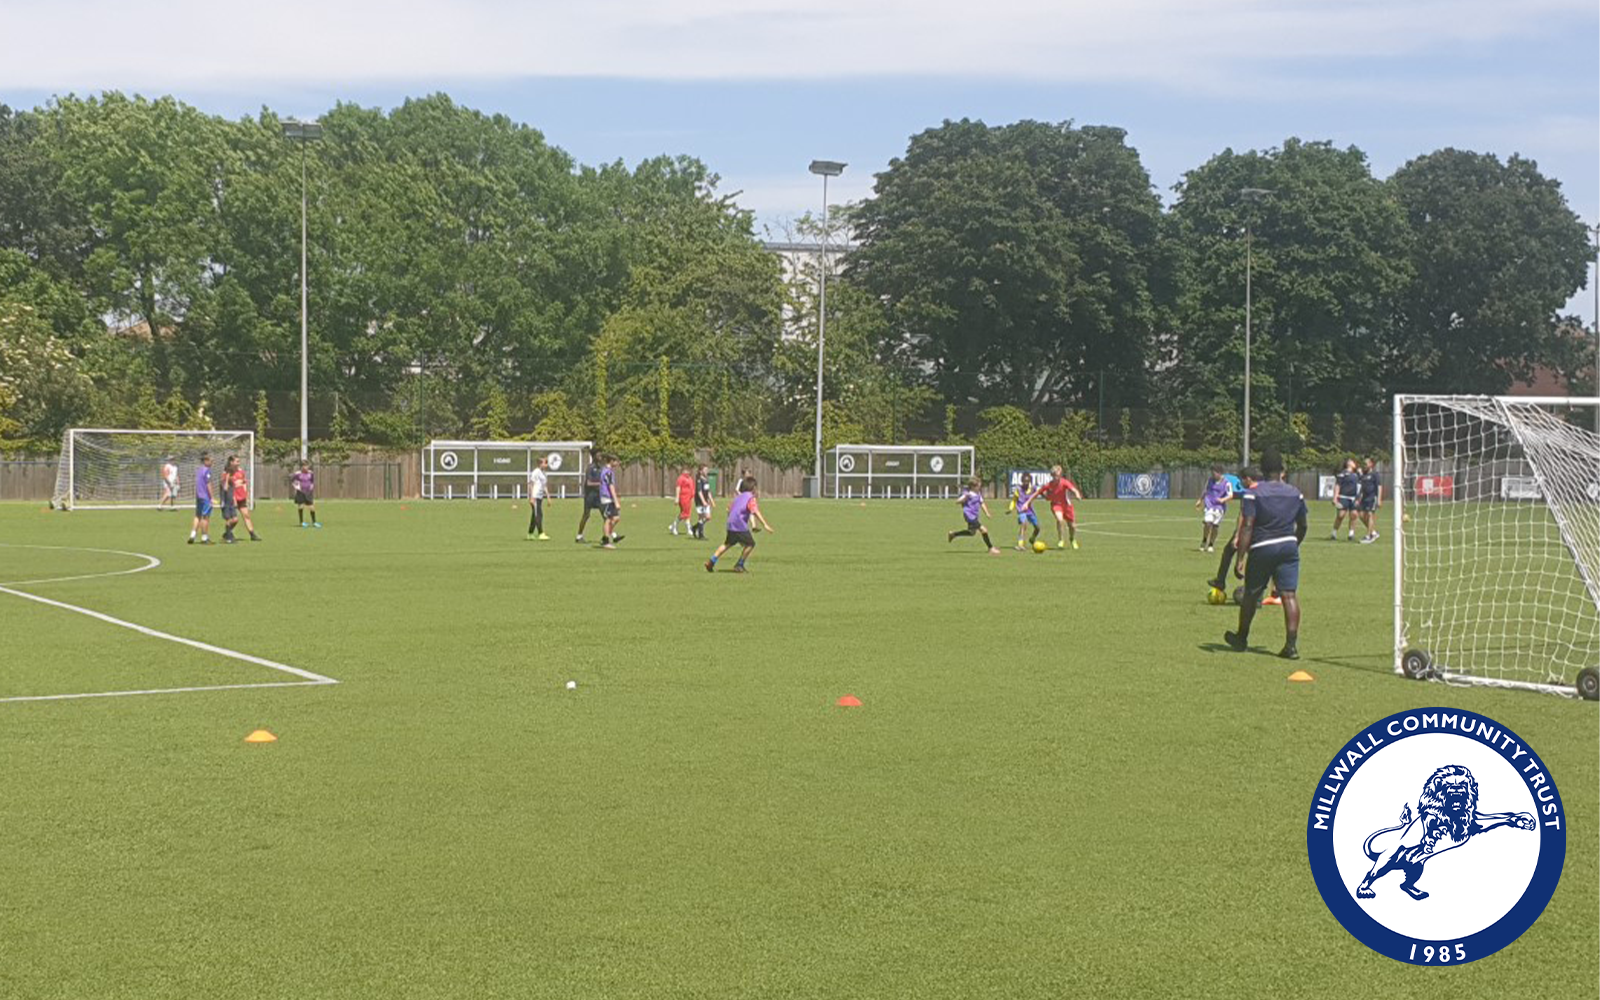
[282,120,324,141]
[1240,187,1272,200]
[809,160,846,177]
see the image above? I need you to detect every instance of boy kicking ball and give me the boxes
[705,476,773,573]
[947,477,1000,553]
[1011,473,1043,551]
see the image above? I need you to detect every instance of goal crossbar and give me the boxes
[53,429,255,511]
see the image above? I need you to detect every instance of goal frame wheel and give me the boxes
[1577,668,1599,702]
[1401,648,1434,681]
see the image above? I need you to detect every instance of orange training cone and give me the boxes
[1287,670,1315,683]
[244,729,278,743]
[836,695,862,707]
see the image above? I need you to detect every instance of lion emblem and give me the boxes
[1356,764,1536,901]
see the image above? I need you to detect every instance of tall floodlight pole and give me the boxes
[1239,187,1272,466]
[282,120,324,461]
[809,160,846,498]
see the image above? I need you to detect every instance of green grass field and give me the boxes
[1,497,1594,999]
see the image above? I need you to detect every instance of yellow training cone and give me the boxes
[244,729,278,743]
[1287,670,1315,683]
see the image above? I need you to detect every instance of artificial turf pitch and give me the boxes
[1,498,1594,999]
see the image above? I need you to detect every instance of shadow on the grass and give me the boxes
[1302,653,1394,676]
[1196,641,1292,658]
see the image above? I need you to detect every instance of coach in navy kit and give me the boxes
[1226,448,1308,660]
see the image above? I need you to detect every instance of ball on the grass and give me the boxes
[1207,586,1226,605]
[565,680,577,690]
[1032,540,1048,553]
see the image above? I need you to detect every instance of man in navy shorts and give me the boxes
[1226,448,1308,659]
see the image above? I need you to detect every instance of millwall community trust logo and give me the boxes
[1306,709,1564,965]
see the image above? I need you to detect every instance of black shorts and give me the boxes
[294,490,314,506]
[221,499,238,519]
[965,517,981,531]
[1244,542,1300,598]
[234,499,249,511]
[1358,496,1377,512]
[1336,496,1357,511]
[724,529,755,548]
[584,490,603,511]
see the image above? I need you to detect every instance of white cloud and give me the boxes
[0,0,1592,90]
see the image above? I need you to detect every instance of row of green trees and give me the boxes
[1,94,1592,467]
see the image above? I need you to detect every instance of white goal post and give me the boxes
[421,440,593,499]
[1393,395,1600,698]
[825,444,976,499]
[51,429,255,511]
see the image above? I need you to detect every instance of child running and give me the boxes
[705,475,773,573]
[947,478,1000,553]
[1039,465,1083,549]
[1011,473,1043,550]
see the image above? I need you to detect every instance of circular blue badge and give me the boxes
[1306,708,1564,965]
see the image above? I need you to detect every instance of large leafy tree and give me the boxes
[576,156,783,447]
[1166,139,1411,430]
[1385,149,1592,394]
[850,119,1166,413]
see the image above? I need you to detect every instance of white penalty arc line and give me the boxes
[0,544,337,704]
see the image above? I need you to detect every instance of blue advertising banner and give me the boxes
[1116,472,1169,500]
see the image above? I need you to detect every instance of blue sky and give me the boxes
[4,0,1596,318]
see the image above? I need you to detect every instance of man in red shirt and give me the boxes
[1040,464,1083,549]
[671,466,696,537]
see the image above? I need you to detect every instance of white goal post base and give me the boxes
[1393,395,1600,699]
[52,429,255,511]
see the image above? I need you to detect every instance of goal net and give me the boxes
[1394,395,1600,697]
[51,429,255,510]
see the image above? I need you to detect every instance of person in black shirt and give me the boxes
[1330,457,1361,541]
[1226,449,1309,659]
[693,465,714,539]
[1358,458,1383,544]
[575,448,603,543]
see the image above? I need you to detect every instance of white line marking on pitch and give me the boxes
[0,680,332,703]
[0,543,337,703]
